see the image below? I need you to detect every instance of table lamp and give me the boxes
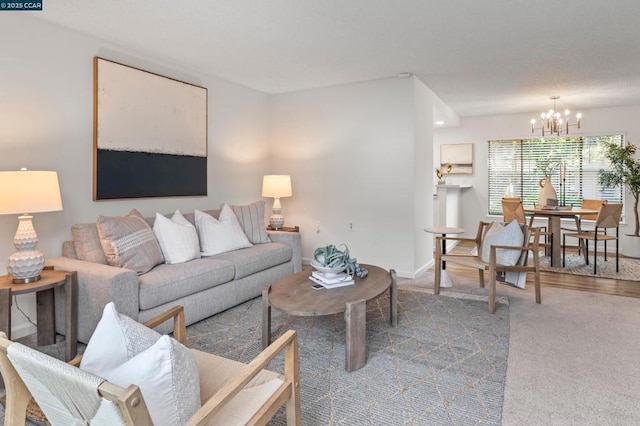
[0,169,63,283]
[262,175,292,230]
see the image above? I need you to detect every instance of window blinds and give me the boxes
[487,135,624,216]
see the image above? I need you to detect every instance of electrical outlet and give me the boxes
[348,222,355,232]
[315,221,321,233]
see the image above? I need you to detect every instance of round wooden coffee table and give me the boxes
[262,264,397,372]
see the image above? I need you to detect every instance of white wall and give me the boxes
[412,78,436,274]
[0,15,271,336]
[434,105,640,254]
[269,77,435,277]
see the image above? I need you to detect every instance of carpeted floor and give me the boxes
[4,288,510,425]
[189,288,510,425]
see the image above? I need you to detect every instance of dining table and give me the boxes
[524,206,600,267]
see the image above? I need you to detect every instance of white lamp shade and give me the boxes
[0,170,63,215]
[262,175,292,198]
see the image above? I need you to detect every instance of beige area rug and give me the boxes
[537,252,640,281]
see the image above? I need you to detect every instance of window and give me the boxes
[488,135,624,216]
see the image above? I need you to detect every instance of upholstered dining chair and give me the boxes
[434,221,541,313]
[0,306,301,426]
[502,198,551,254]
[562,203,623,274]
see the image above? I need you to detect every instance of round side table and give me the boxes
[424,226,465,288]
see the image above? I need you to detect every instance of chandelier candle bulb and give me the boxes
[530,96,582,136]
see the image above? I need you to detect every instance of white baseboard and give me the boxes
[12,323,37,339]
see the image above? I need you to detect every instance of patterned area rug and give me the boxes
[3,288,510,425]
[189,288,509,425]
[537,253,640,281]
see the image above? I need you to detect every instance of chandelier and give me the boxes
[530,96,582,136]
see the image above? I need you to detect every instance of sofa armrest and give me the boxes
[47,257,139,344]
[267,231,302,273]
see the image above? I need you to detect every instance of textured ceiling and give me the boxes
[33,0,640,117]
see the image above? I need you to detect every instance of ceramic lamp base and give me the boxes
[6,214,45,283]
[7,250,44,283]
[269,214,285,230]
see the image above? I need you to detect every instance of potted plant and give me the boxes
[435,163,452,184]
[598,141,640,255]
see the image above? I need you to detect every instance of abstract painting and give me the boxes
[440,143,473,174]
[94,57,208,200]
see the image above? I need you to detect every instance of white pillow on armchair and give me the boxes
[481,220,524,266]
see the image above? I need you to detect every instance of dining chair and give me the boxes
[434,221,542,313]
[562,203,623,274]
[502,198,551,254]
[560,199,608,256]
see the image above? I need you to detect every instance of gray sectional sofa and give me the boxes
[48,209,302,343]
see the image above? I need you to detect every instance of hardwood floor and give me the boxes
[447,241,640,299]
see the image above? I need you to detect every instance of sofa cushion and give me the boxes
[72,223,108,264]
[97,209,164,275]
[229,201,271,244]
[138,258,236,310]
[196,206,253,256]
[212,243,292,280]
[153,210,201,264]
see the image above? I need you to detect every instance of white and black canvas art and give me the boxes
[94,57,208,200]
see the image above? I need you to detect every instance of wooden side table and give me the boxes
[0,268,78,361]
[424,226,466,288]
[266,225,299,232]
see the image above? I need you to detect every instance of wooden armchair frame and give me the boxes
[0,306,300,426]
[434,222,541,313]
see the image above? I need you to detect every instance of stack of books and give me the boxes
[309,271,355,289]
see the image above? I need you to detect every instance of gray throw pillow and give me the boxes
[97,209,164,274]
[228,201,271,244]
[72,223,108,264]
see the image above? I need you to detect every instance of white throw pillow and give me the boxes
[153,210,201,264]
[481,220,524,266]
[80,302,200,426]
[196,204,253,256]
[103,335,201,426]
[81,302,161,376]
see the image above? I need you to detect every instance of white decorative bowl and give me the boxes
[310,260,347,277]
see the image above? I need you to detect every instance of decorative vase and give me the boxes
[537,176,558,206]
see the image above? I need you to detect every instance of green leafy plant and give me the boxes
[313,244,369,278]
[535,159,560,177]
[598,141,640,236]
